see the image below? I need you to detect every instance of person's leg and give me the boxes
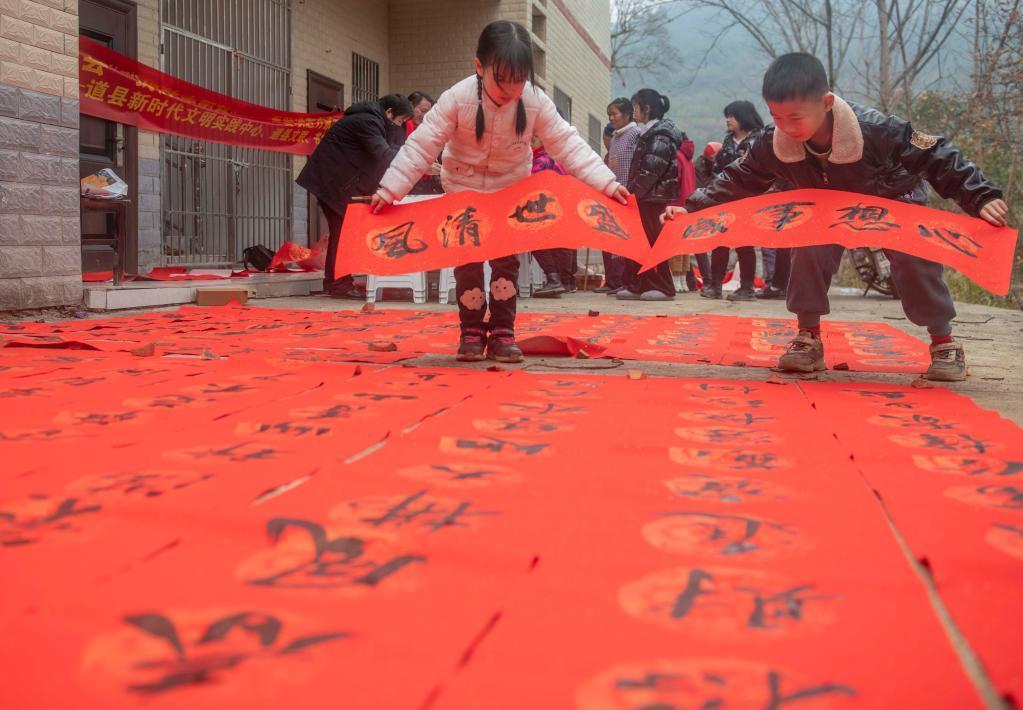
[486,253,524,362]
[622,202,675,299]
[883,249,963,380]
[618,258,640,291]
[757,247,790,299]
[532,249,559,275]
[762,247,777,283]
[710,247,730,287]
[772,248,791,289]
[726,246,758,300]
[532,249,565,297]
[600,251,623,291]
[694,252,711,282]
[454,262,488,331]
[785,244,846,333]
[321,203,354,292]
[559,249,578,292]
[487,254,521,331]
[737,247,756,289]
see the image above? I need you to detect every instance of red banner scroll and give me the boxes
[336,176,1016,294]
[647,189,1018,294]
[335,171,650,276]
[79,37,342,155]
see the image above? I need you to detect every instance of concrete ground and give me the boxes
[246,288,1023,426]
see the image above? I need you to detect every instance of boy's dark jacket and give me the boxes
[297,101,400,214]
[687,96,1002,217]
[629,118,683,204]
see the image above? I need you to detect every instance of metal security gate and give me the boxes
[160,0,293,266]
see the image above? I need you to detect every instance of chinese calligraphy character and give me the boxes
[369,222,429,259]
[830,203,901,231]
[683,215,730,240]
[580,201,630,240]
[440,206,482,248]
[917,224,982,258]
[509,193,558,224]
[755,201,815,230]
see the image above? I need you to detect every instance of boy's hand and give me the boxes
[979,199,1009,227]
[369,192,391,214]
[660,205,688,224]
[611,184,630,205]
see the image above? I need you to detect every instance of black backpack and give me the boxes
[243,245,275,272]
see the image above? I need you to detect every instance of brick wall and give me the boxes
[0,0,81,310]
[543,0,612,151]
[135,0,161,271]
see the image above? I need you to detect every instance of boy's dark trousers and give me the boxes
[626,201,676,296]
[711,246,755,289]
[321,202,356,292]
[534,248,577,286]
[787,245,956,333]
[455,255,521,331]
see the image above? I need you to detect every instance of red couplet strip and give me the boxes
[335,172,650,276]
[648,189,1018,294]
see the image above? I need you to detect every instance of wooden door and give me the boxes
[306,71,344,246]
[79,0,138,273]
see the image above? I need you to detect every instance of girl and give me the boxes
[599,97,641,294]
[370,21,627,363]
[297,93,413,299]
[616,89,682,302]
[704,99,765,301]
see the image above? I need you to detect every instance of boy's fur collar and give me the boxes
[772,95,863,165]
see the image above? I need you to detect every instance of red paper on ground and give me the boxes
[3,334,1019,707]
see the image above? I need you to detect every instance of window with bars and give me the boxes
[553,86,572,122]
[588,114,602,152]
[352,53,380,105]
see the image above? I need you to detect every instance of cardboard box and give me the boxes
[195,288,250,306]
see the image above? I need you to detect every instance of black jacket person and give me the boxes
[618,89,682,301]
[668,53,1006,381]
[297,95,412,296]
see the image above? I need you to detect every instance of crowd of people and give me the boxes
[298,20,1008,380]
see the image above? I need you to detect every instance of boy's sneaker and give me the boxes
[727,286,757,301]
[777,331,826,372]
[456,327,487,362]
[925,341,967,381]
[639,290,674,301]
[486,328,524,363]
[700,285,722,299]
[616,289,643,301]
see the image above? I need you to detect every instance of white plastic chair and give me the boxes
[365,272,428,304]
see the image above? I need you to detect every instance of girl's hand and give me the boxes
[370,192,391,214]
[611,184,630,205]
[979,198,1009,227]
[660,205,688,224]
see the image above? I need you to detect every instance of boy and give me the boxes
[662,53,1009,381]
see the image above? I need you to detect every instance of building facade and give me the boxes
[0,0,612,310]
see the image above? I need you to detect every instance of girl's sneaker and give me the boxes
[486,328,524,363]
[925,341,967,381]
[457,327,487,361]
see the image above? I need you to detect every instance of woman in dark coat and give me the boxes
[297,94,413,298]
[617,89,682,301]
[704,99,764,301]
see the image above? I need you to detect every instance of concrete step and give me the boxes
[83,272,322,311]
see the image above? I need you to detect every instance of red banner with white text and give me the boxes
[78,37,342,155]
